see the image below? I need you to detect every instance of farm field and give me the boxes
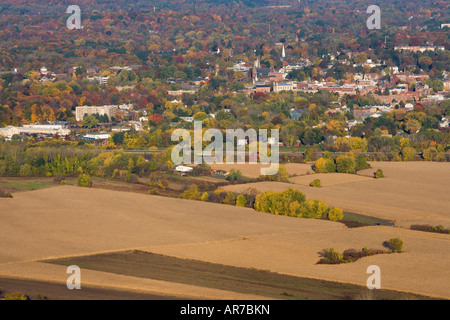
[210,162,314,179]
[222,161,450,228]
[45,250,431,300]
[0,183,449,299]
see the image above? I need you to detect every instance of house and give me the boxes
[175,166,193,174]
[180,117,194,123]
[255,85,271,94]
[439,118,449,129]
[87,75,109,85]
[347,119,364,129]
[191,77,209,86]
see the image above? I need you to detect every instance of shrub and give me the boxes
[223,192,236,205]
[193,163,212,176]
[374,169,384,178]
[384,238,404,253]
[317,248,344,264]
[401,147,417,161]
[328,207,344,221]
[255,188,306,216]
[355,154,371,171]
[19,163,33,176]
[263,164,290,182]
[210,189,227,203]
[301,199,328,219]
[5,292,29,300]
[236,194,248,207]
[319,247,386,264]
[310,179,321,187]
[288,201,302,217]
[200,192,209,202]
[226,169,243,183]
[148,189,159,195]
[77,174,92,188]
[181,184,201,200]
[314,157,336,173]
[342,248,385,262]
[0,190,13,198]
[336,154,356,174]
[423,147,438,161]
[410,224,450,234]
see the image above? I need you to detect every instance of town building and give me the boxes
[75,105,118,122]
[87,75,109,85]
[393,46,445,53]
[273,83,296,92]
[0,123,71,138]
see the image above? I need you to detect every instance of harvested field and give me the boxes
[224,162,450,228]
[210,163,314,179]
[0,185,449,299]
[46,250,431,300]
[289,173,372,186]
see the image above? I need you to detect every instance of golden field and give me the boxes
[222,161,450,228]
[0,171,449,299]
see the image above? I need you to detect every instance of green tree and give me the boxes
[385,238,404,253]
[314,157,336,173]
[300,199,329,219]
[336,155,356,174]
[310,179,321,187]
[226,169,243,183]
[82,115,99,129]
[223,192,236,205]
[201,192,209,201]
[5,292,29,300]
[236,194,248,207]
[401,147,417,161]
[265,164,290,182]
[374,169,384,178]
[328,207,344,221]
[423,147,438,161]
[318,248,344,264]
[181,184,201,200]
[77,174,92,188]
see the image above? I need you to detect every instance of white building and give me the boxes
[0,124,70,138]
[87,76,109,85]
[75,105,118,122]
[175,166,193,173]
[0,126,21,138]
[82,133,111,140]
[273,83,296,92]
[439,118,449,128]
[180,117,194,123]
